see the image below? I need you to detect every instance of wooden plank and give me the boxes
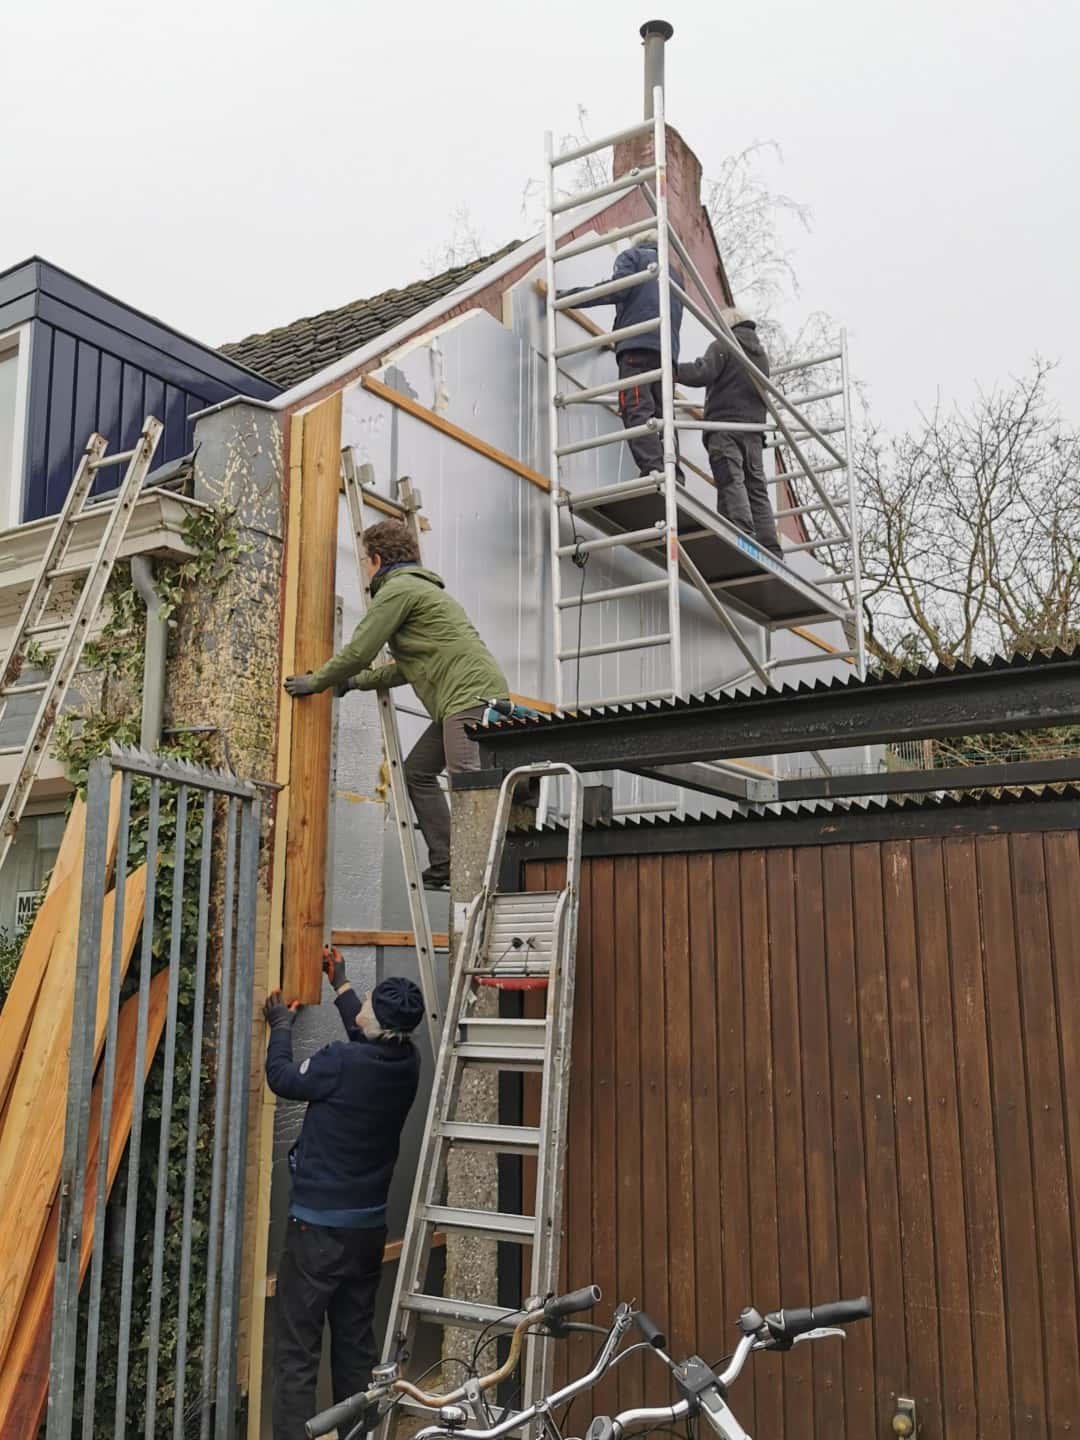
[881,839,944,1431]
[612,854,644,1411]
[688,852,722,1370]
[283,391,342,1004]
[661,855,695,1360]
[943,837,1011,1438]
[975,834,1046,1436]
[0,970,169,1437]
[820,844,876,1438]
[637,855,669,1357]
[1010,833,1080,1433]
[331,929,450,951]
[766,847,812,1435]
[0,865,147,1370]
[851,842,908,1432]
[361,376,551,493]
[740,848,781,1440]
[589,856,617,1418]
[794,846,844,1436]
[911,838,978,1437]
[246,412,306,1440]
[1042,827,1080,1413]
[714,852,748,1382]
[0,780,118,1119]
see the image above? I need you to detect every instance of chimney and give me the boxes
[640,19,674,119]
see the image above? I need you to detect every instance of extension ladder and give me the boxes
[380,760,585,1419]
[340,449,443,1045]
[0,418,163,875]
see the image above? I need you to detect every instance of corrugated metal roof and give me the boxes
[219,242,521,388]
[528,782,1080,835]
[486,646,1080,734]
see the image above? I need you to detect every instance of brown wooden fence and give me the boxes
[521,826,1080,1439]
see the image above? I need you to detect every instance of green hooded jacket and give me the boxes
[308,565,509,723]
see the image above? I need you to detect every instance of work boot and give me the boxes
[422,864,450,890]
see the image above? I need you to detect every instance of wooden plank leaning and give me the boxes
[0,862,148,1371]
[0,970,169,1437]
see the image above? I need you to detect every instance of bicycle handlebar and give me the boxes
[545,1284,602,1323]
[764,1295,871,1343]
[305,1390,376,1439]
[633,1311,668,1350]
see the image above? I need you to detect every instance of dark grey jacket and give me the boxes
[676,321,770,426]
[559,242,684,361]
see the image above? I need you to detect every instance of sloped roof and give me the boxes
[219,242,521,388]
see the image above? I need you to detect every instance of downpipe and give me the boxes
[130,556,166,751]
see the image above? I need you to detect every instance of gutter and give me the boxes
[130,557,167,751]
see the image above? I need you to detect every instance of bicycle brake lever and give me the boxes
[792,1327,847,1345]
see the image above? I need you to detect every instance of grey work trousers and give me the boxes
[707,432,782,556]
[403,705,485,871]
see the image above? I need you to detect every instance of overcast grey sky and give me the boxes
[3,0,1077,429]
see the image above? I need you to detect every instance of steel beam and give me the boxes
[779,756,1080,802]
[474,652,1080,772]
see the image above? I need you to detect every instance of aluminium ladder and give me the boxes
[542,86,865,714]
[380,761,585,1422]
[340,449,443,1045]
[0,418,163,875]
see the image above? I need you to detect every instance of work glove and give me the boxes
[263,990,298,1030]
[322,946,347,990]
[284,673,318,698]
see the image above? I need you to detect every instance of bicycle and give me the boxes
[305,1284,872,1440]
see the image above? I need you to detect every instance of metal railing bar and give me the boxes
[553,264,657,312]
[550,164,658,215]
[550,119,653,166]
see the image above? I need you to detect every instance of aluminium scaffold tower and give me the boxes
[543,85,866,714]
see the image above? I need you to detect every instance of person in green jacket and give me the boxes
[284,519,509,889]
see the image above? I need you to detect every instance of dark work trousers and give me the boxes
[403,704,485,873]
[617,350,682,479]
[706,432,782,556]
[273,1217,387,1440]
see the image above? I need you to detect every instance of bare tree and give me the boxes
[855,359,1080,674]
[422,205,489,276]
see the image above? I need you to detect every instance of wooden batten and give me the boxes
[281,392,342,1005]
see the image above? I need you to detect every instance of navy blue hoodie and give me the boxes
[265,988,421,1225]
[559,242,684,361]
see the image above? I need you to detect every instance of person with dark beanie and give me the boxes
[263,953,423,1440]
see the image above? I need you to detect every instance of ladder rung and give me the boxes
[454,1043,546,1069]
[439,1122,542,1153]
[45,566,89,582]
[556,370,663,407]
[554,317,660,361]
[556,420,660,459]
[772,349,842,376]
[550,118,653,168]
[557,524,664,558]
[401,1293,527,1330]
[558,632,671,662]
[783,385,844,408]
[421,1206,537,1241]
[558,474,665,509]
[554,216,659,263]
[550,164,658,217]
[558,578,669,609]
[2,680,49,698]
[553,265,656,313]
[88,448,137,470]
[24,620,72,637]
[0,745,24,757]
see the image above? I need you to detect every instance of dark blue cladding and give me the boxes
[0,257,280,521]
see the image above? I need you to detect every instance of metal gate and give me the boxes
[47,747,262,1440]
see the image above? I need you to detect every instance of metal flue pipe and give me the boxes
[641,20,673,119]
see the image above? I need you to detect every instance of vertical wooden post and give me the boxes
[281,391,341,1003]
